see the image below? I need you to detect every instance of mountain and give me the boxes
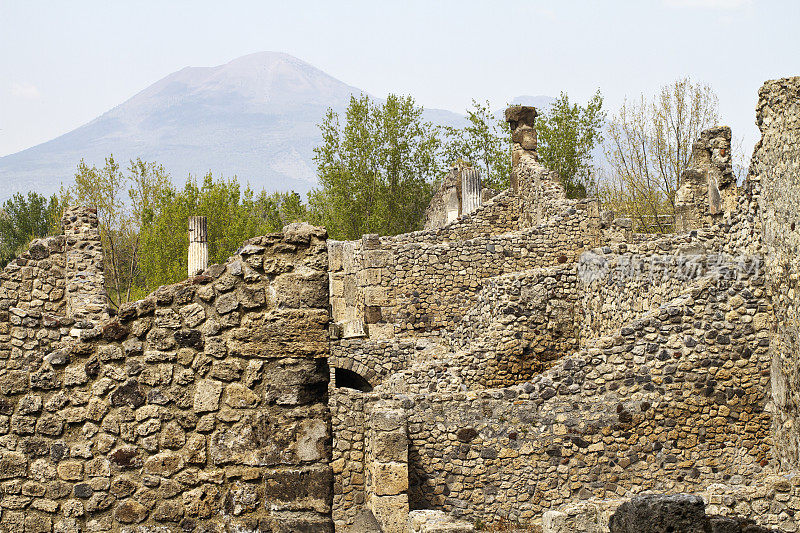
[0,52,467,202]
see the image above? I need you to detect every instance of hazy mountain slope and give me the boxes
[0,52,466,201]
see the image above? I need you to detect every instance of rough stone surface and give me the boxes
[609,494,708,533]
[5,80,800,533]
[0,212,332,531]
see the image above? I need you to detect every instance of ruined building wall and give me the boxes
[447,266,580,388]
[329,196,600,338]
[361,266,583,394]
[390,207,598,334]
[751,76,800,470]
[326,98,794,530]
[326,164,602,397]
[674,126,738,233]
[0,206,107,370]
[332,262,772,527]
[0,215,335,532]
[578,228,728,343]
[423,165,491,231]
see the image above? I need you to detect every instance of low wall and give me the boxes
[329,198,600,340]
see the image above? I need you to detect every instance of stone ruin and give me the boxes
[0,77,799,532]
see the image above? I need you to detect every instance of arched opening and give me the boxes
[334,367,373,392]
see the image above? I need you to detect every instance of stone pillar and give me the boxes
[188,216,208,277]
[63,205,109,331]
[505,105,538,191]
[366,403,409,533]
[674,126,737,233]
[461,167,482,215]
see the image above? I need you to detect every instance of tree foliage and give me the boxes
[71,156,304,304]
[0,192,64,267]
[72,156,172,306]
[536,90,605,198]
[137,174,285,293]
[601,77,719,232]
[440,100,511,190]
[308,94,441,240]
[252,190,308,233]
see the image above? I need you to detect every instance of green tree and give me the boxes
[253,190,309,232]
[308,94,441,240]
[602,77,719,232]
[441,100,511,190]
[137,173,274,292]
[73,156,173,306]
[72,155,311,300]
[536,90,605,198]
[0,192,64,267]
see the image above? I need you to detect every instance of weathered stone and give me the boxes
[110,379,146,408]
[102,320,129,341]
[262,465,332,513]
[609,494,707,533]
[114,499,148,523]
[152,499,185,522]
[143,452,185,477]
[57,461,84,481]
[0,452,27,479]
[282,222,327,244]
[223,383,260,408]
[0,370,29,394]
[110,476,137,498]
[371,462,407,496]
[181,303,206,327]
[193,380,223,413]
[215,292,239,314]
[109,447,141,469]
[98,344,124,361]
[183,485,220,518]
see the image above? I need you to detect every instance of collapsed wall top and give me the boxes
[506,105,538,191]
[674,125,737,233]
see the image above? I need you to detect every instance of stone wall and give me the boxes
[390,206,597,335]
[0,206,106,370]
[427,255,769,524]
[331,258,772,528]
[365,402,409,533]
[578,227,730,343]
[329,196,600,342]
[331,391,366,530]
[448,266,580,389]
[0,217,335,532]
[330,338,419,390]
[750,76,800,470]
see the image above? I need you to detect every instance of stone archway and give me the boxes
[334,367,373,392]
[328,354,380,390]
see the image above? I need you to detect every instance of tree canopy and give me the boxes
[440,100,511,190]
[601,77,720,232]
[0,192,64,267]
[70,156,306,304]
[308,94,441,240]
[536,90,605,198]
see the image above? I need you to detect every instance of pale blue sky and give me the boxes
[1,0,798,160]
